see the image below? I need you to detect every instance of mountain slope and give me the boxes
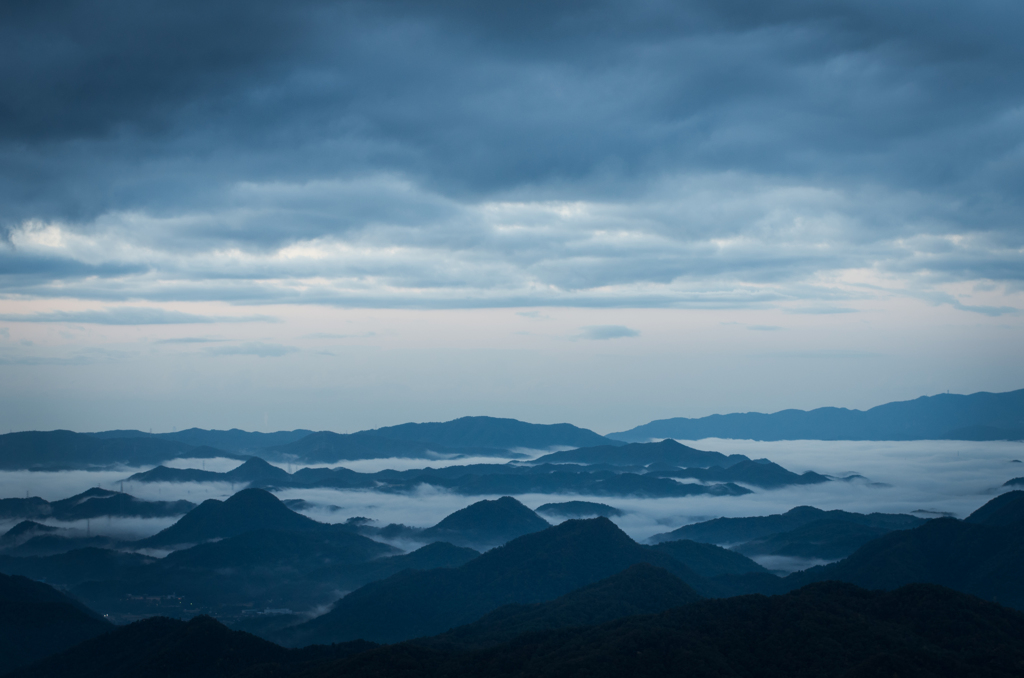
[651,505,924,545]
[280,517,706,646]
[266,431,514,463]
[90,428,314,452]
[609,388,1024,441]
[0,572,112,674]
[0,431,204,470]
[312,582,1024,678]
[786,493,1024,608]
[649,539,769,578]
[426,563,700,649]
[649,459,830,488]
[9,614,372,678]
[359,416,613,450]
[135,488,325,548]
[532,439,749,467]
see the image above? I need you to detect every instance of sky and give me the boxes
[1,0,1023,434]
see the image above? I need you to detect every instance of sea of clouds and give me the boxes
[1,440,1020,557]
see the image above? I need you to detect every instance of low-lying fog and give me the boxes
[2,440,1021,562]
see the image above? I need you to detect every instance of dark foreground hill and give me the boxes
[426,563,701,649]
[610,387,1024,441]
[10,614,374,678]
[318,583,1024,678]
[278,517,707,646]
[0,572,112,674]
[786,491,1024,609]
[24,581,1024,678]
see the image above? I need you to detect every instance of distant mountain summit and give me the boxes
[268,417,614,463]
[89,427,314,451]
[532,439,749,467]
[136,488,324,548]
[0,431,199,470]
[419,496,550,548]
[609,388,1024,442]
[536,501,624,519]
[359,416,613,450]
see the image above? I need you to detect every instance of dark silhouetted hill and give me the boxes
[90,428,314,452]
[649,459,829,488]
[158,527,398,571]
[359,416,613,450]
[418,497,549,548]
[0,548,154,587]
[0,489,195,524]
[734,518,899,561]
[965,490,1024,526]
[0,522,58,547]
[532,439,749,467]
[787,493,1024,609]
[651,505,925,549]
[609,388,1024,441]
[125,458,752,498]
[0,572,112,675]
[309,583,1024,678]
[426,563,700,649]
[266,431,515,463]
[126,457,290,487]
[0,431,205,470]
[70,535,470,624]
[124,465,223,484]
[135,488,324,548]
[535,501,624,519]
[3,534,123,558]
[9,614,373,678]
[649,539,769,578]
[279,517,706,646]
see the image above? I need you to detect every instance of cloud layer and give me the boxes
[1,0,1022,312]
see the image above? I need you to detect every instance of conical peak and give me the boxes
[222,487,282,507]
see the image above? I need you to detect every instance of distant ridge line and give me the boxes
[608,388,1024,442]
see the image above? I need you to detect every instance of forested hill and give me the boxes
[609,388,1024,442]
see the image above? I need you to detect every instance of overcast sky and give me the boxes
[1,0,1022,434]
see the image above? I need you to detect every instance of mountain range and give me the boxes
[610,388,1024,441]
[124,449,777,497]
[651,505,928,562]
[5,389,1022,472]
[0,488,194,523]
[12,577,1024,678]
[4,489,1024,675]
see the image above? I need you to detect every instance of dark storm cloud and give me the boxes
[1,0,1022,307]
